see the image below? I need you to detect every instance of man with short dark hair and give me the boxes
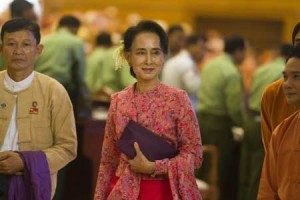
[0,0,39,71]
[0,18,77,199]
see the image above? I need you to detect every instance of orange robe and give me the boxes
[260,79,298,151]
[258,111,300,200]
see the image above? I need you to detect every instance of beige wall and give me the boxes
[44,0,300,43]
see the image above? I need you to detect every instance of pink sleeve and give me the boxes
[94,95,120,200]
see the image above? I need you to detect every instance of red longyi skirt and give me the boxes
[110,176,173,200]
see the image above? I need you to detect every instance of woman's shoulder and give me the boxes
[111,84,135,101]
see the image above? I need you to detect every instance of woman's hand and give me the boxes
[128,142,155,174]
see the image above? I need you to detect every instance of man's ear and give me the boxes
[36,44,43,55]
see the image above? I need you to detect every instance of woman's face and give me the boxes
[126,32,165,83]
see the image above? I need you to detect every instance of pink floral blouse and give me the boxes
[94,83,203,200]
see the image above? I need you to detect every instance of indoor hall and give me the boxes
[0,0,299,200]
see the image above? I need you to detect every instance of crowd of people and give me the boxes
[1,0,300,200]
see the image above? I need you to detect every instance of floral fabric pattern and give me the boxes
[94,83,203,200]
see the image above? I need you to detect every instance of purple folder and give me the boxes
[117,120,179,161]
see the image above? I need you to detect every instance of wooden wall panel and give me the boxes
[43,0,300,44]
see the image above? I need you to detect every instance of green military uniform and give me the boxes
[196,53,243,200]
[35,27,86,118]
[35,28,86,87]
[85,46,135,94]
[239,58,285,200]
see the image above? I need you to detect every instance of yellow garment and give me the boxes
[0,71,77,196]
[260,79,298,151]
[258,111,300,200]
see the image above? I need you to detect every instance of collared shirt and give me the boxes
[198,53,243,126]
[0,71,34,151]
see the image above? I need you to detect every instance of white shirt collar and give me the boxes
[4,71,35,93]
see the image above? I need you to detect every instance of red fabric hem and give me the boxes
[110,176,173,200]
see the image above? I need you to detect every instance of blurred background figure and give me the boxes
[162,34,206,111]
[239,43,293,200]
[85,31,113,98]
[35,15,87,119]
[166,24,186,59]
[196,35,247,200]
[85,31,135,105]
[203,30,224,60]
[10,0,38,23]
[249,43,293,114]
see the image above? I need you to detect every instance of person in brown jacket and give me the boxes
[0,18,77,198]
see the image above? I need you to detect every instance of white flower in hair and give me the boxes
[113,40,129,70]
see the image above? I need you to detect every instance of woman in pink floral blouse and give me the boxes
[94,20,203,200]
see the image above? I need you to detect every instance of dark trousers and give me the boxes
[238,113,264,200]
[196,112,240,200]
[0,174,9,200]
